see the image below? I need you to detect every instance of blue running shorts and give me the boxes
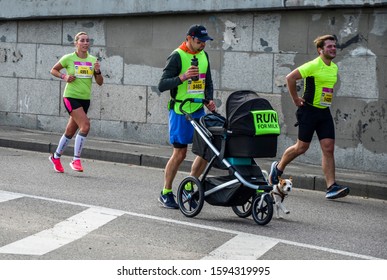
[169,108,205,146]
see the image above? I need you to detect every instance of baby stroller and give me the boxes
[176,90,280,225]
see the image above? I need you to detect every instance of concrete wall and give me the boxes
[0,1,386,173]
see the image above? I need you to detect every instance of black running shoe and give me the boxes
[269,161,282,185]
[326,183,350,199]
[158,192,179,209]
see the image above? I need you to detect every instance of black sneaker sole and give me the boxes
[326,188,350,199]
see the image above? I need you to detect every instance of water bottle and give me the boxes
[191,55,199,81]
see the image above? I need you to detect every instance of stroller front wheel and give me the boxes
[177,176,204,218]
[252,193,273,226]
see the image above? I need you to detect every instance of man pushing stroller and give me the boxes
[157,24,216,209]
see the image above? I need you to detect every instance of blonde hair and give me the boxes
[74,32,88,42]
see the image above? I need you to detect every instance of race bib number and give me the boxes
[187,75,206,94]
[320,87,333,107]
[74,61,93,78]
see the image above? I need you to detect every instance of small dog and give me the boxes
[271,177,293,219]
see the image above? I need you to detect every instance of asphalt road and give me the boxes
[0,147,386,261]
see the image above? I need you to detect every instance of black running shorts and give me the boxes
[296,105,335,142]
[63,97,90,114]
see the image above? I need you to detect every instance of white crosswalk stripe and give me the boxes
[0,207,124,255]
[201,233,279,259]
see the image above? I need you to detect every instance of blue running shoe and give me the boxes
[326,183,350,199]
[158,192,178,209]
[269,161,282,185]
[183,189,198,209]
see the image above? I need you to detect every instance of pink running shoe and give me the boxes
[49,155,64,173]
[69,159,83,172]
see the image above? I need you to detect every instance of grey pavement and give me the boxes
[0,125,386,200]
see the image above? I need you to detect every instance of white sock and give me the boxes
[54,134,71,158]
[73,133,87,160]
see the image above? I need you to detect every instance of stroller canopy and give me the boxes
[226,90,280,136]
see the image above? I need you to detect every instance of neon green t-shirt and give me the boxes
[59,52,97,100]
[298,57,338,109]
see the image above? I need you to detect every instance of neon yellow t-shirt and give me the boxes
[59,52,97,100]
[298,57,338,109]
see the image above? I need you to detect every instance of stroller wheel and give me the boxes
[232,197,253,218]
[177,176,204,218]
[252,193,273,226]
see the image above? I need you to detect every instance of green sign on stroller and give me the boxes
[251,110,280,136]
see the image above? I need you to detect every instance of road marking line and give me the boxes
[202,233,279,260]
[0,192,23,203]
[0,190,381,260]
[0,207,123,256]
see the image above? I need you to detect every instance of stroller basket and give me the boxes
[204,164,270,206]
[204,175,256,206]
